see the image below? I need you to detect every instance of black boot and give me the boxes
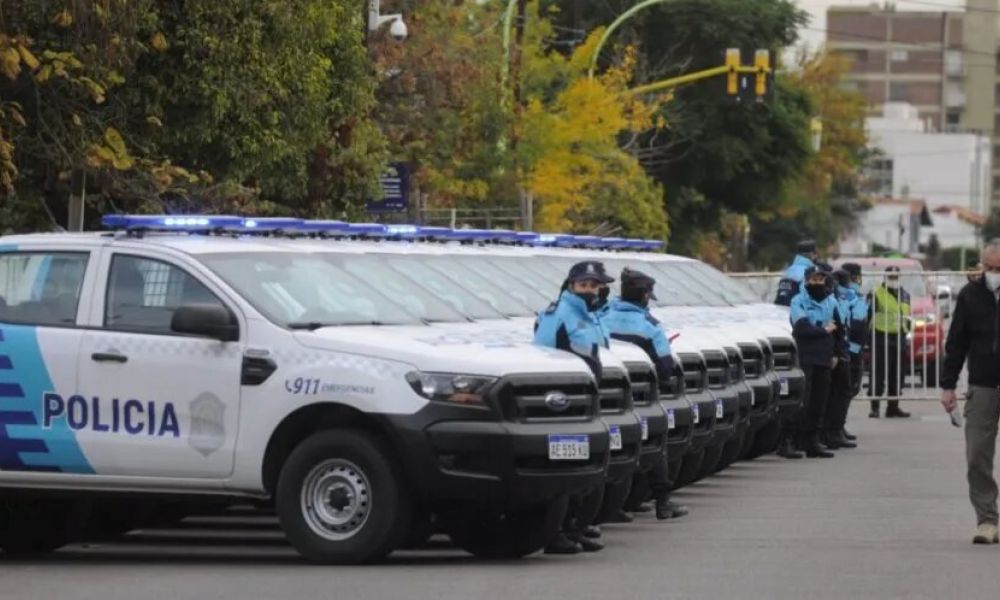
[608,510,633,523]
[655,498,689,520]
[885,402,911,418]
[568,531,604,552]
[582,525,601,539]
[826,430,856,449]
[776,437,804,459]
[869,401,880,418]
[803,434,835,458]
[842,428,857,441]
[545,531,582,555]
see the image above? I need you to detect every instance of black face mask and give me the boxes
[575,291,599,310]
[594,286,610,310]
[806,283,829,301]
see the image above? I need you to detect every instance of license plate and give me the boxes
[609,425,623,451]
[548,435,590,461]
[715,399,724,419]
[667,409,676,430]
[692,404,700,424]
[780,377,789,396]
[640,418,649,441]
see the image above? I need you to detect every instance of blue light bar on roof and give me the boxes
[299,220,349,234]
[239,217,304,232]
[102,214,244,231]
[439,229,505,242]
[601,237,629,249]
[641,239,665,251]
[415,226,452,238]
[344,223,389,237]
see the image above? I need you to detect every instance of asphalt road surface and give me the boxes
[2,401,992,600]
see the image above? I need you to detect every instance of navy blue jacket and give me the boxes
[789,288,847,366]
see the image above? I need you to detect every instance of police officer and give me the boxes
[840,263,867,442]
[535,260,613,554]
[774,240,819,306]
[867,266,911,419]
[603,268,689,521]
[823,269,860,450]
[789,266,845,458]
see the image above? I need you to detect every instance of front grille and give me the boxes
[760,339,775,371]
[599,368,631,414]
[678,353,708,393]
[724,347,744,384]
[493,374,597,422]
[702,349,729,389]
[660,361,687,397]
[769,337,798,370]
[624,362,657,407]
[738,343,763,379]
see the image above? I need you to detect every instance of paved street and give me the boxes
[1,401,990,600]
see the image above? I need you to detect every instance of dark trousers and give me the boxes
[800,363,832,438]
[849,353,863,399]
[869,332,904,410]
[624,450,671,510]
[824,358,851,433]
[564,486,604,538]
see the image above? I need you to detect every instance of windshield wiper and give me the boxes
[288,322,335,331]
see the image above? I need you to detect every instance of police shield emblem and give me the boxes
[188,392,226,457]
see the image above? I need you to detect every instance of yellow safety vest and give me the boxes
[872,285,910,334]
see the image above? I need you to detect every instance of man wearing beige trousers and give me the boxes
[942,240,1000,544]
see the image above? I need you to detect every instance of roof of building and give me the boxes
[931,205,988,227]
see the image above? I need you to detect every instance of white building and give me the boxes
[854,102,991,251]
[839,198,933,255]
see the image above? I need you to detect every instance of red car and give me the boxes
[832,257,946,388]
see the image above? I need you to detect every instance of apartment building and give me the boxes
[827,1,1000,203]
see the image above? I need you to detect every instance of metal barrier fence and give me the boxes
[730,270,975,402]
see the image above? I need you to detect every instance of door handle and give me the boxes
[91,352,128,364]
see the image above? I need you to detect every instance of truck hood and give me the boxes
[294,323,592,378]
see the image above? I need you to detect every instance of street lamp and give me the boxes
[368,0,408,40]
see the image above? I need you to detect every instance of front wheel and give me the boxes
[276,429,410,564]
[443,496,568,559]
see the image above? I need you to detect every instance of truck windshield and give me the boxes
[355,253,505,321]
[200,252,422,327]
[678,262,761,305]
[413,254,536,318]
[446,254,554,313]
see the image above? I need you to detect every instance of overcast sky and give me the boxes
[796,0,966,50]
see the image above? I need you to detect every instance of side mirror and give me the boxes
[171,304,239,342]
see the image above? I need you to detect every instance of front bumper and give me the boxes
[775,367,806,417]
[747,373,780,431]
[685,390,717,455]
[660,397,693,460]
[601,411,642,484]
[633,402,669,471]
[707,385,740,447]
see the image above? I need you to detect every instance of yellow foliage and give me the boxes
[150,32,169,52]
[52,10,74,28]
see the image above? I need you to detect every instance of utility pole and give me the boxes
[68,169,85,232]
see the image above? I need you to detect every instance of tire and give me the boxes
[747,420,781,459]
[0,498,88,556]
[739,429,756,460]
[276,429,410,564]
[443,495,568,559]
[674,449,704,489]
[715,430,746,472]
[593,478,633,525]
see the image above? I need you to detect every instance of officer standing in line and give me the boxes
[535,260,613,554]
[603,268,689,521]
[823,269,860,450]
[867,266,912,419]
[789,266,844,458]
[840,263,867,442]
[774,240,819,306]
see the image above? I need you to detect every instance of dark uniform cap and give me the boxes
[842,263,862,277]
[797,239,817,254]
[815,260,834,273]
[885,266,901,273]
[621,268,658,301]
[567,261,615,284]
[833,269,851,288]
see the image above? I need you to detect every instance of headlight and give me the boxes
[405,371,497,407]
[912,314,936,329]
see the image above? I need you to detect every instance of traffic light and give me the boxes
[725,48,740,96]
[754,49,770,99]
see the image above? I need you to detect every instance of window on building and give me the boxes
[889,82,910,102]
[863,158,894,197]
[891,49,909,62]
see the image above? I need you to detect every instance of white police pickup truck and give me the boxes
[0,216,611,563]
